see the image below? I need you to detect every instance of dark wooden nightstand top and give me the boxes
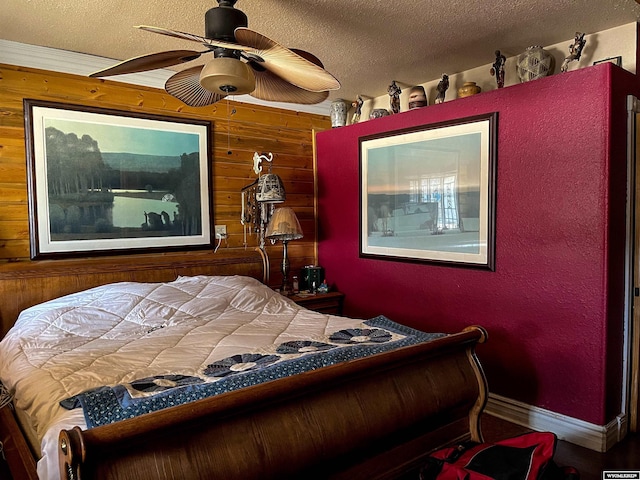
[288,291,345,315]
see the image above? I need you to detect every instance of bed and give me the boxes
[0,251,488,480]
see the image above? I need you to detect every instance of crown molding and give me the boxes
[0,39,330,116]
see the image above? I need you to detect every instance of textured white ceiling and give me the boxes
[3,0,640,105]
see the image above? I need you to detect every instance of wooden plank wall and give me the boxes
[0,63,330,293]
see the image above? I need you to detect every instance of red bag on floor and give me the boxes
[419,432,579,480]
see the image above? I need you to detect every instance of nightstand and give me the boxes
[288,291,345,315]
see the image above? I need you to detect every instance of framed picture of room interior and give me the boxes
[359,112,497,270]
[24,99,213,259]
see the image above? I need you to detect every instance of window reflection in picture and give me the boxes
[359,113,497,270]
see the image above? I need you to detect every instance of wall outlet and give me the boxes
[215,225,227,238]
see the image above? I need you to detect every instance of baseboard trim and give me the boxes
[486,393,627,452]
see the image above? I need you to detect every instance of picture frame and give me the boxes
[593,56,622,67]
[24,99,213,259]
[359,112,497,270]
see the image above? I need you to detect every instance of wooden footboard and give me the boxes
[0,406,38,479]
[58,326,488,480]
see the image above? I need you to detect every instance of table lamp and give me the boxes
[265,207,303,294]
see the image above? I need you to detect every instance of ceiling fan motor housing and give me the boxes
[205,0,248,41]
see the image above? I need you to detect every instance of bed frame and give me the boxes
[0,251,488,480]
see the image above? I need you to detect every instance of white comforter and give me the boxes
[0,275,376,479]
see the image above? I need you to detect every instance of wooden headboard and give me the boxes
[0,250,264,338]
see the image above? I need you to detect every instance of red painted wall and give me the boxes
[316,64,637,426]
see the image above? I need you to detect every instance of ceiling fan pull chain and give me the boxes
[226,97,233,154]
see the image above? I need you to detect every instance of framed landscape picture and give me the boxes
[359,112,497,270]
[24,99,213,259]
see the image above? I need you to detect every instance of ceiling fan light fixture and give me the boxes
[199,58,256,95]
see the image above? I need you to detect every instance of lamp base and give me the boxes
[280,240,291,295]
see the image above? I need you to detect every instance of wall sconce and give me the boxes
[266,207,303,295]
[241,152,286,283]
[241,152,286,247]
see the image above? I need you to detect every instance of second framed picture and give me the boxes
[24,100,213,259]
[360,112,498,270]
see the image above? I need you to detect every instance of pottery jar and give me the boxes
[457,82,481,98]
[369,109,390,119]
[408,85,428,109]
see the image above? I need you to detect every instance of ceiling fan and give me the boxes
[90,0,340,107]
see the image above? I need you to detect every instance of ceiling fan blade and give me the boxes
[248,49,330,104]
[234,28,340,92]
[165,66,226,107]
[90,50,203,77]
[137,25,253,52]
[249,66,329,104]
[290,49,326,68]
[136,25,213,45]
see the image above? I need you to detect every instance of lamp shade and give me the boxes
[265,207,303,241]
[256,173,286,203]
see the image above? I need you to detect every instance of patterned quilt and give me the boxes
[61,315,442,428]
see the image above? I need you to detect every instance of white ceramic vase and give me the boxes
[330,99,347,128]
